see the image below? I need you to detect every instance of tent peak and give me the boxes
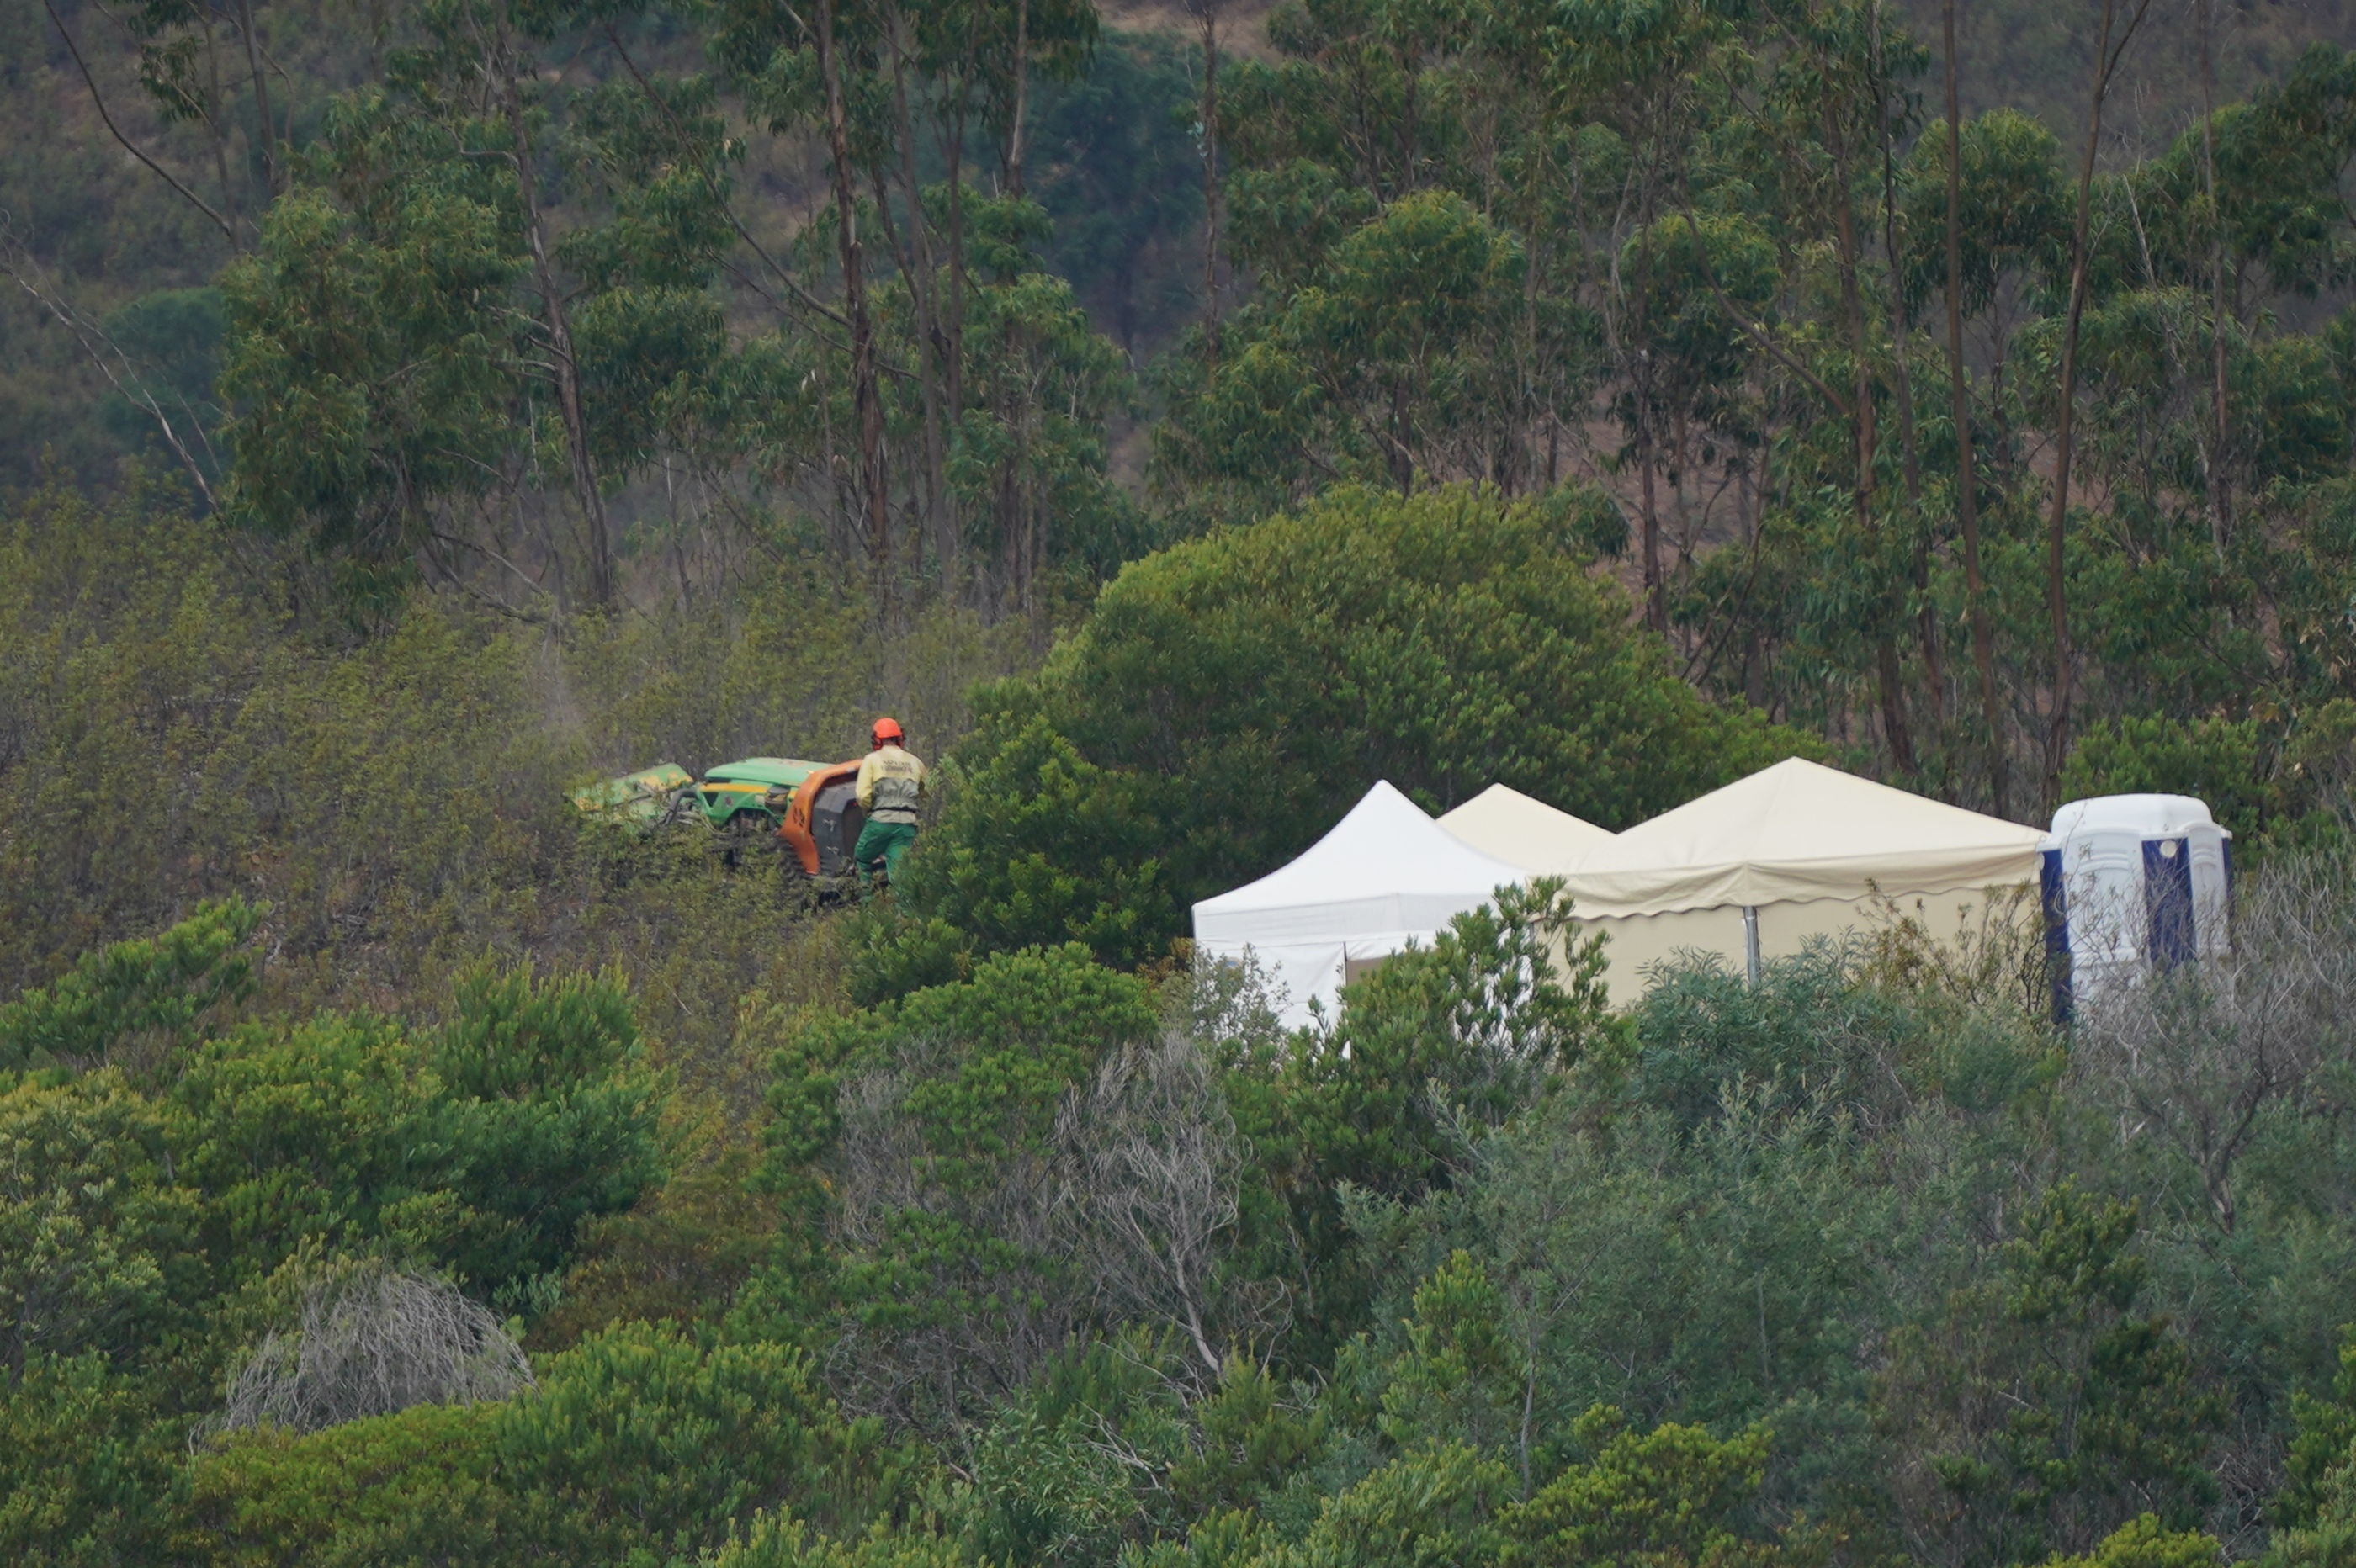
[1440,782,1616,874]
[1563,757,2046,917]
[1197,780,1523,914]
[1191,779,1529,1028]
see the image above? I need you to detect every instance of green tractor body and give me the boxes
[570,762,696,825]
[694,757,827,832]
[570,757,830,857]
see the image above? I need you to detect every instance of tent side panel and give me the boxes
[1568,884,2040,1008]
[1197,940,1349,1030]
[1570,907,1752,1008]
[1754,886,2037,967]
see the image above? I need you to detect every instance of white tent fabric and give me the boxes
[1557,758,2047,1004]
[1438,784,1616,873]
[1194,781,1526,1027]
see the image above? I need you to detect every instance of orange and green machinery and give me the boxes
[572,755,871,884]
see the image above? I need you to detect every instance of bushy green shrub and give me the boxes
[895,484,1803,970]
[178,1322,894,1568]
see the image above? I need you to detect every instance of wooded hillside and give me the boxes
[7,0,2356,1562]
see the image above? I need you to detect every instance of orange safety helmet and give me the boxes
[871,716,905,746]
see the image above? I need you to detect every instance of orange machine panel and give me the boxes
[779,759,864,876]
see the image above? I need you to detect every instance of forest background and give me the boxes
[8,0,2356,1562]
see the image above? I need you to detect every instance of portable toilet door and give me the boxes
[2041,794,2232,1018]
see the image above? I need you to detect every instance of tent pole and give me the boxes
[1743,907,1761,987]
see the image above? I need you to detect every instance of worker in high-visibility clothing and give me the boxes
[853,716,926,890]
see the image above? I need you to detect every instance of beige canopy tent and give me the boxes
[1558,757,2047,1004]
[1437,784,1616,873]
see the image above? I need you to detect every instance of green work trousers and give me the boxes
[854,818,917,888]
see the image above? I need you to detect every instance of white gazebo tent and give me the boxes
[1438,783,1616,873]
[1193,781,1526,1028]
[1560,757,2048,1004]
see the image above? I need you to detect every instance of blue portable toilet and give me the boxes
[2040,794,2231,1020]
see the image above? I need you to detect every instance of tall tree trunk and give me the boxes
[2198,0,2231,558]
[1197,0,1223,344]
[2044,0,2152,803]
[1635,168,1666,636]
[233,0,281,197]
[889,12,954,581]
[945,51,974,453]
[1006,0,1031,196]
[1876,0,1945,750]
[995,0,1035,614]
[1831,119,1917,774]
[1945,0,2008,817]
[817,0,894,585]
[499,21,613,608]
[199,14,241,240]
[1638,418,1664,634]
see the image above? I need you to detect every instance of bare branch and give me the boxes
[1,222,219,507]
[207,1269,533,1438]
[2072,853,2356,1233]
[40,0,238,244]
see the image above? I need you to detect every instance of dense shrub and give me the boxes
[894,485,1803,969]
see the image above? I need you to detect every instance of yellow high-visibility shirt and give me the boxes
[857,745,926,824]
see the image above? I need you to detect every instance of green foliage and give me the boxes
[1501,1407,1781,1568]
[0,483,1017,1074]
[178,1322,894,1567]
[1898,110,2070,314]
[0,1071,194,1376]
[1625,942,2041,1131]
[2061,707,2356,856]
[178,1401,506,1568]
[1157,189,1536,505]
[2279,1328,2356,1528]
[1027,34,1205,348]
[1169,1360,1326,1520]
[0,897,258,1073]
[1211,885,1617,1362]
[885,717,1168,971]
[168,960,661,1307]
[2270,1462,2356,1568]
[498,1323,895,1556]
[1278,1443,1514,1568]
[0,896,661,1420]
[756,944,1159,1431]
[1880,1182,2226,1565]
[0,1351,178,1568]
[958,1372,1174,1568]
[899,485,1800,969]
[427,962,666,1295]
[1375,1253,1521,1458]
[2044,1515,2222,1568]
[15,2,2356,1562]
[710,1517,969,1568]
[219,175,522,601]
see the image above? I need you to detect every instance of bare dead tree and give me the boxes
[209,1269,532,1437]
[2073,854,2356,1234]
[1054,1032,1272,1381]
[822,999,1279,1433]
